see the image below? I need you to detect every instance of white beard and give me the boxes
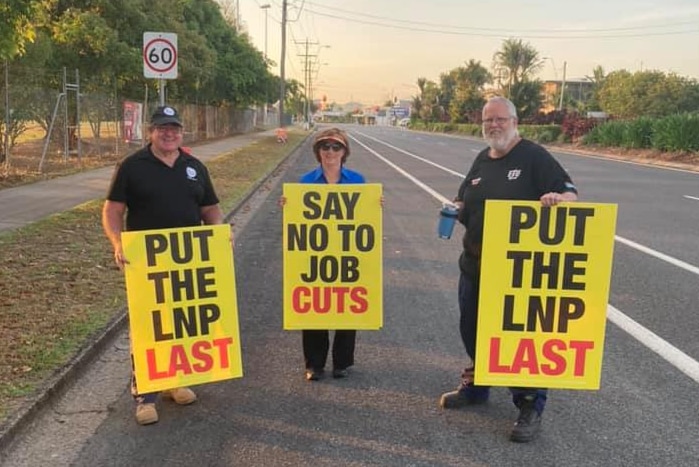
[484,127,518,153]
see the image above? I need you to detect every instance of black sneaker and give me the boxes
[510,400,542,443]
[332,368,348,379]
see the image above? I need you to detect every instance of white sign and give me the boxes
[143,32,178,79]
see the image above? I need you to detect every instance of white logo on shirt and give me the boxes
[507,169,521,181]
[471,177,481,186]
[186,167,198,180]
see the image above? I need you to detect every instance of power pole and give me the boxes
[559,61,567,111]
[279,0,288,128]
[296,38,318,129]
[305,42,310,128]
[260,3,271,126]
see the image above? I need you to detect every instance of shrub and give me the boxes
[561,112,598,141]
[585,121,626,147]
[523,110,568,125]
[622,117,654,149]
[518,124,562,144]
[651,113,699,152]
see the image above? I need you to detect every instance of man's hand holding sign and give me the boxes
[476,201,616,389]
[122,225,243,394]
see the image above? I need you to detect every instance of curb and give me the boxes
[0,130,312,455]
[0,311,128,455]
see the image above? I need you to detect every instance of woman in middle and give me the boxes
[295,127,366,381]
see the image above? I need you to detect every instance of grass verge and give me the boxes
[0,130,307,425]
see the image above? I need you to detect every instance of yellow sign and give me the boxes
[475,201,617,390]
[283,183,383,330]
[122,225,242,394]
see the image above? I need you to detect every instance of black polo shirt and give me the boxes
[106,145,219,231]
[455,139,577,277]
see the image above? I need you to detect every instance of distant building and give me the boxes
[541,79,595,113]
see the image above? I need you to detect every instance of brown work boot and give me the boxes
[135,403,158,425]
[439,367,490,409]
[439,387,489,408]
[162,387,197,405]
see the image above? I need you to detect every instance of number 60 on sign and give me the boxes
[143,32,178,79]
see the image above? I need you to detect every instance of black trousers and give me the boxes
[302,330,356,371]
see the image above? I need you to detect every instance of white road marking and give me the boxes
[614,235,699,275]
[349,135,453,205]
[353,132,465,177]
[350,131,699,384]
[607,305,699,384]
[684,195,699,201]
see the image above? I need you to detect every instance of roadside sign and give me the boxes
[391,107,409,118]
[143,32,178,79]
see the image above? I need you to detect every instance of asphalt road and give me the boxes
[2,125,699,466]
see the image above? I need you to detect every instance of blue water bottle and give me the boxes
[438,204,459,239]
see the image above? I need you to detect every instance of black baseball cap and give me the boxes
[150,106,182,126]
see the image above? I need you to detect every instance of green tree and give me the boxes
[415,79,441,122]
[492,38,543,98]
[5,0,277,151]
[598,70,699,118]
[411,77,427,120]
[284,79,306,120]
[439,72,456,118]
[0,0,37,59]
[447,59,491,123]
[584,65,606,111]
[510,80,543,119]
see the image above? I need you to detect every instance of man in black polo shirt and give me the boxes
[439,97,578,443]
[102,105,225,425]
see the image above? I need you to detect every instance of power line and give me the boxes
[303,7,699,39]
[305,0,699,34]
[288,0,306,22]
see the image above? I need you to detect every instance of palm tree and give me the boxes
[493,38,544,97]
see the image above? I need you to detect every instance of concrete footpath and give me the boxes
[0,130,278,232]
[0,128,302,459]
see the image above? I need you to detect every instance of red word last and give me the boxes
[146,337,233,379]
[489,337,594,376]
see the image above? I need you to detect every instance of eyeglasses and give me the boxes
[319,142,345,152]
[482,117,513,126]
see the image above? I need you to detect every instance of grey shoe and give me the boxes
[510,399,542,442]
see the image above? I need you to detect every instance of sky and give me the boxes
[237,0,699,106]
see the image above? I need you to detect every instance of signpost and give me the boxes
[143,32,178,106]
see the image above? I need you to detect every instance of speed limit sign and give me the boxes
[143,32,178,79]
